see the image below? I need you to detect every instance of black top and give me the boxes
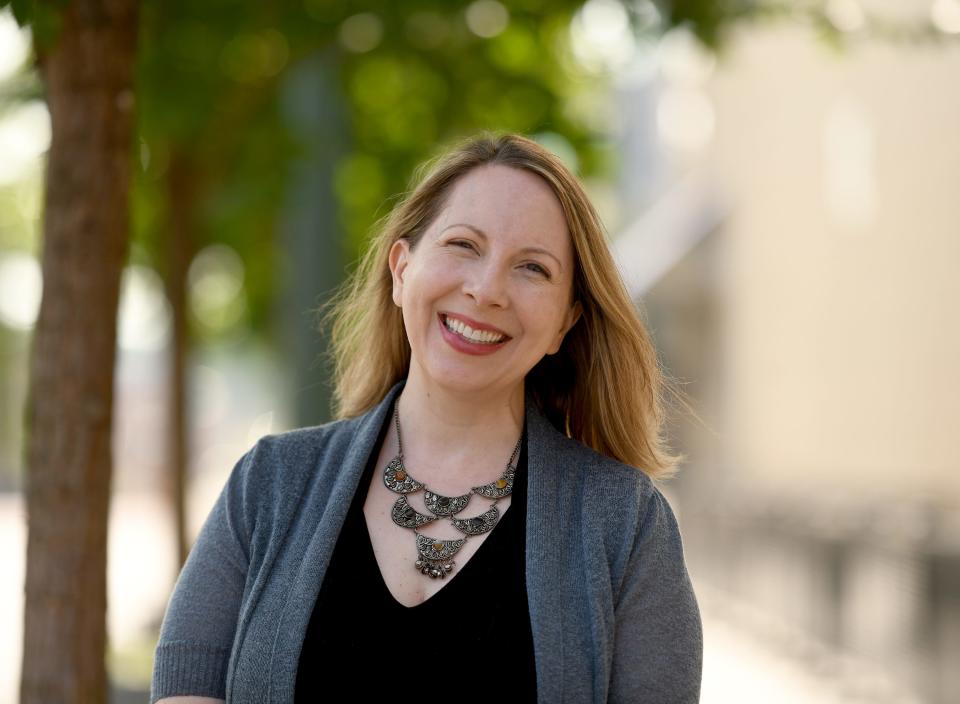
[294,410,538,702]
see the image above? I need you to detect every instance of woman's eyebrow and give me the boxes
[441,222,563,271]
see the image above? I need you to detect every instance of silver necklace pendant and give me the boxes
[423,490,471,516]
[415,534,466,579]
[391,495,438,529]
[383,455,423,493]
[388,400,523,580]
[472,465,516,499]
[415,556,455,579]
[451,505,500,535]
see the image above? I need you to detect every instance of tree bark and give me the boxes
[21,1,139,702]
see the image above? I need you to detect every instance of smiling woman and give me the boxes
[151,132,702,704]
[387,163,582,398]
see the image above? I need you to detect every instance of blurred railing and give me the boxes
[681,484,960,704]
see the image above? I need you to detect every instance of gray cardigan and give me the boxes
[151,381,702,703]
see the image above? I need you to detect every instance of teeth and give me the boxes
[444,315,505,344]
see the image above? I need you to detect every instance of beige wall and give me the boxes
[705,26,960,503]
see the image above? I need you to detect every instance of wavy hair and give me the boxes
[321,132,686,480]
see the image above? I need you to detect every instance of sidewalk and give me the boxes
[697,582,925,704]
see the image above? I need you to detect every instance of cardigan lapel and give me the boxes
[266,380,569,704]
[267,382,403,703]
[524,392,568,704]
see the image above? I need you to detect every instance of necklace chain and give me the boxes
[385,399,522,579]
[393,401,522,468]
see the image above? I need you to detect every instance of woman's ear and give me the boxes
[547,300,583,355]
[388,239,411,307]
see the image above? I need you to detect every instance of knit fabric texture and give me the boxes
[151,381,703,703]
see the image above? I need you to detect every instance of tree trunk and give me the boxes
[21,1,139,702]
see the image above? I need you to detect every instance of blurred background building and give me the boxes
[627,10,960,703]
[1,1,958,702]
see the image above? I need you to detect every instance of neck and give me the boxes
[393,365,524,482]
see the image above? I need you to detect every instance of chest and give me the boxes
[361,443,514,608]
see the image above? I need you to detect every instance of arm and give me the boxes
[150,446,258,703]
[609,486,703,704]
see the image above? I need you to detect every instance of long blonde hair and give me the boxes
[322,132,685,480]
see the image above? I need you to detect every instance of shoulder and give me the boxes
[567,442,694,616]
[533,419,668,549]
[585,448,665,549]
[220,413,369,515]
[204,413,375,556]
[537,419,658,517]
[254,414,363,465]
[537,427,693,607]
[252,383,400,469]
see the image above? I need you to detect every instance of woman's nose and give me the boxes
[462,264,508,308]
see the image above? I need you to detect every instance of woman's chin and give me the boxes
[413,362,516,397]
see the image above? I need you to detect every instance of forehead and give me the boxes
[430,164,572,255]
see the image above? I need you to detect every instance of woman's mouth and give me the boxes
[441,314,508,344]
[438,314,511,355]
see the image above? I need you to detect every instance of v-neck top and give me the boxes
[152,380,703,703]
[294,409,538,702]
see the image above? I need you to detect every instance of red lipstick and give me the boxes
[438,314,510,356]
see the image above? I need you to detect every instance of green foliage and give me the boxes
[1,0,65,50]
[133,0,607,342]
[334,2,597,259]
[35,0,945,345]
[134,0,304,340]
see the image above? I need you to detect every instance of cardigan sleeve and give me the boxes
[609,485,703,703]
[150,445,258,703]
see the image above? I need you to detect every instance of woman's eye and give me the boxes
[524,263,550,277]
[451,240,476,251]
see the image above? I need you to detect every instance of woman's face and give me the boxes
[389,163,582,397]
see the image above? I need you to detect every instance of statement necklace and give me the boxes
[382,401,522,579]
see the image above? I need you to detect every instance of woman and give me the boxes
[151,133,702,703]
